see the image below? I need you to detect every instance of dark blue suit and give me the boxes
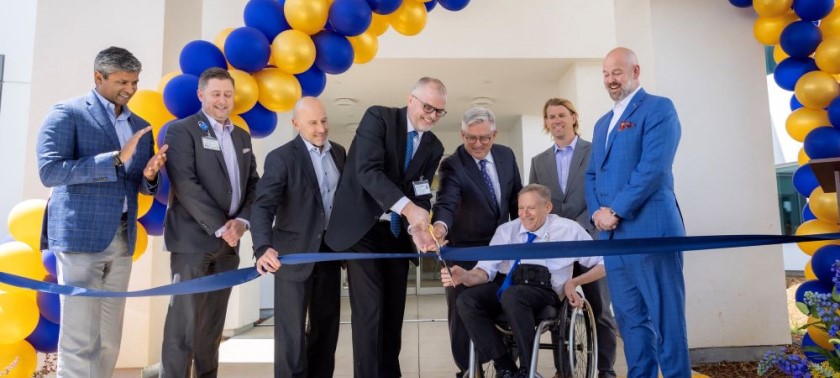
[585,88,690,377]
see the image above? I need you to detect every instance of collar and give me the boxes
[554,135,578,153]
[405,114,425,140]
[93,89,132,120]
[518,215,551,241]
[202,110,233,133]
[613,86,642,110]
[472,150,495,165]
[302,137,332,154]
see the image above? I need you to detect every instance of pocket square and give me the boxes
[618,121,634,131]
[243,148,251,154]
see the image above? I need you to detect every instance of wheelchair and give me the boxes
[465,292,598,378]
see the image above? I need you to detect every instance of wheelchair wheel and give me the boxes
[566,299,598,378]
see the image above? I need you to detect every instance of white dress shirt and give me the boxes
[382,115,424,220]
[473,151,502,208]
[606,86,643,147]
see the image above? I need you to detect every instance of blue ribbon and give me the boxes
[3,232,840,297]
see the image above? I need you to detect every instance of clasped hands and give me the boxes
[592,206,619,231]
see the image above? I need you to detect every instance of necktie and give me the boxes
[497,232,538,301]
[391,130,417,237]
[479,159,500,214]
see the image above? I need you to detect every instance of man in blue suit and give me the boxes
[36,46,167,378]
[584,47,690,377]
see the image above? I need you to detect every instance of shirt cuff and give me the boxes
[390,197,411,216]
[214,224,227,238]
[236,217,250,230]
[433,221,449,234]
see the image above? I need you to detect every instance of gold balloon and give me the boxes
[348,30,379,64]
[128,90,176,131]
[754,12,798,45]
[753,0,794,17]
[799,147,811,166]
[795,70,840,109]
[368,13,390,36]
[773,43,789,63]
[137,193,154,218]
[809,187,839,224]
[157,71,180,93]
[7,199,46,253]
[228,69,260,114]
[808,321,835,350]
[271,29,317,75]
[253,68,302,113]
[796,219,840,255]
[284,0,330,35]
[821,6,840,38]
[0,293,39,345]
[389,0,427,36]
[0,340,36,378]
[215,27,235,52]
[805,259,817,279]
[230,114,250,133]
[816,37,840,75]
[0,242,47,294]
[132,222,148,262]
[786,107,831,142]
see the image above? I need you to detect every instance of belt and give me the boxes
[121,213,129,222]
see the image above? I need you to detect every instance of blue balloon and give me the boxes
[26,315,59,353]
[829,96,840,129]
[796,279,834,303]
[780,21,823,58]
[774,57,819,91]
[179,40,227,77]
[729,0,753,7]
[367,0,400,15]
[37,290,60,324]
[154,171,170,205]
[793,164,820,197]
[313,30,354,75]
[138,199,167,236]
[812,245,840,282]
[41,250,56,277]
[425,0,438,12]
[805,126,840,159]
[329,0,373,37]
[241,102,278,138]
[163,74,201,119]
[791,93,804,111]
[244,0,290,40]
[156,121,173,149]
[793,0,835,21]
[295,65,327,97]
[225,27,271,73]
[803,203,817,221]
[438,0,470,11]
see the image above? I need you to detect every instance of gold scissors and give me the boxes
[428,225,454,281]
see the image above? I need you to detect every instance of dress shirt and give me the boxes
[472,151,501,208]
[475,214,601,293]
[302,138,340,229]
[553,136,578,194]
[606,86,643,147]
[94,90,134,213]
[203,111,249,237]
[382,115,424,221]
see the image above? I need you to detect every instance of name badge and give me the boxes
[412,177,431,196]
[202,136,221,151]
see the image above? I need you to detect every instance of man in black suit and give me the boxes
[251,97,346,378]
[161,67,260,378]
[325,77,446,377]
[431,107,522,377]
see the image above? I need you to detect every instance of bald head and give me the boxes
[292,96,329,148]
[603,47,641,102]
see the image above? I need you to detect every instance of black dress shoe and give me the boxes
[495,368,517,378]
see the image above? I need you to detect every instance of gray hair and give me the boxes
[94,47,141,78]
[411,77,447,96]
[461,106,496,131]
[519,184,551,204]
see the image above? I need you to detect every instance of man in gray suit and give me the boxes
[161,67,260,378]
[529,97,617,378]
[252,97,346,378]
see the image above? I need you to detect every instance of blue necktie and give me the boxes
[479,159,500,214]
[391,130,417,237]
[497,231,538,301]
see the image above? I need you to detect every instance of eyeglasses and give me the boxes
[411,95,447,117]
[463,134,494,144]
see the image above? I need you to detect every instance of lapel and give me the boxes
[459,146,500,216]
[566,138,589,194]
[85,91,121,150]
[196,111,232,184]
[405,131,432,180]
[541,145,565,200]
[329,142,346,173]
[292,135,323,208]
[604,88,648,162]
[231,127,247,192]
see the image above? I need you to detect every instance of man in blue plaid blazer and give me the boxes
[36,46,167,378]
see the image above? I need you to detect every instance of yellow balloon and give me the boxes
[128,90,176,131]
[253,68,302,113]
[796,219,840,255]
[807,319,835,350]
[137,193,154,219]
[0,293,39,345]
[214,27,235,52]
[0,340,36,377]
[821,6,840,38]
[284,0,330,35]
[389,1,428,36]
[753,0,794,17]
[754,12,799,45]
[230,114,250,133]
[809,187,839,223]
[368,13,390,36]
[795,70,840,109]
[799,146,811,166]
[805,259,817,279]
[271,29,317,75]
[7,199,46,253]
[157,71,180,93]
[786,107,831,142]
[816,37,840,75]
[229,69,260,114]
[773,44,789,63]
[0,242,47,294]
[132,222,148,262]
[348,30,379,64]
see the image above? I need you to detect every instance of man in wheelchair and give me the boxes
[441,184,605,378]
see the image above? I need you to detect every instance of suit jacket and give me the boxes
[432,144,521,248]
[37,90,156,253]
[530,138,596,238]
[163,111,260,253]
[325,106,444,251]
[251,135,346,281]
[584,88,685,240]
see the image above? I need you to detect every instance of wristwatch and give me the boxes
[112,151,124,167]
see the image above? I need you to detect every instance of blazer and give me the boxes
[529,138,596,238]
[251,135,346,281]
[37,90,156,253]
[584,88,685,239]
[432,144,522,248]
[163,111,260,253]
[325,106,444,251]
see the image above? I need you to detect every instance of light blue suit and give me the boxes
[584,88,690,377]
